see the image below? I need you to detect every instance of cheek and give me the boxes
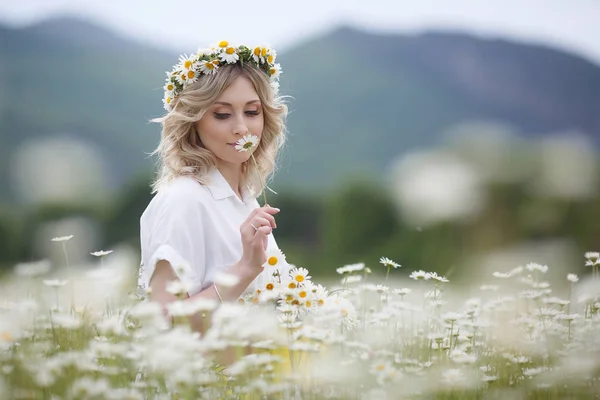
[197,119,223,142]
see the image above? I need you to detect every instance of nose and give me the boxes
[232,114,248,136]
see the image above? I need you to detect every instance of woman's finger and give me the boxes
[255,210,277,229]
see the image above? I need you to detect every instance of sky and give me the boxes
[1,0,599,64]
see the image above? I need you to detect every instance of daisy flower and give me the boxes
[302,283,327,308]
[163,81,176,93]
[409,270,430,280]
[379,257,400,269]
[175,70,187,86]
[51,235,73,242]
[182,67,198,85]
[163,95,173,111]
[585,252,599,264]
[177,53,196,71]
[263,248,286,268]
[290,267,311,284]
[252,46,266,63]
[266,48,277,64]
[235,134,259,152]
[199,60,218,75]
[380,256,400,281]
[268,63,282,79]
[219,46,239,64]
[90,250,113,257]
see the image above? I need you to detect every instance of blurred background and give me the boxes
[0,0,599,286]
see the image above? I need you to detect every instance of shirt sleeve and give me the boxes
[139,185,206,296]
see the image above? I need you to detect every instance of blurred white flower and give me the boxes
[43,279,68,287]
[213,271,240,287]
[525,262,548,273]
[165,280,193,297]
[96,316,127,336]
[90,250,113,257]
[409,270,430,280]
[51,235,74,242]
[567,274,579,283]
[14,260,51,277]
[336,263,365,275]
[50,313,81,329]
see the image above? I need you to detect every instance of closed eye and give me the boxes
[213,113,230,120]
[246,110,261,116]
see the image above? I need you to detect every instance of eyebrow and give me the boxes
[213,100,261,106]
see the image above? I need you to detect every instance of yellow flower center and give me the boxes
[219,41,229,48]
[286,295,293,302]
[266,283,274,290]
[305,301,312,307]
[288,282,297,289]
[252,297,259,304]
[268,256,278,266]
[1,332,12,341]
[187,70,195,79]
[166,97,171,104]
[291,299,300,306]
[238,298,245,304]
[267,55,274,63]
[254,47,261,56]
[376,364,385,371]
[212,60,219,65]
[180,73,186,80]
[295,275,304,283]
[299,291,307,298]
[167,84,174,91]
[184,60,192,69]
[261,48,268,56]
[270,67,277,75]
[256,289,261,295]
[204,62,214,70]
[341,309,349,317]
[226,47,236,55]
[318,299,324,306]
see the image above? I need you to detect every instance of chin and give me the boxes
[217,153,251,166]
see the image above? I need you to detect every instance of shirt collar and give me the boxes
[206,168,254,204]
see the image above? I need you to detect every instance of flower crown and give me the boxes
[162,41,282,111]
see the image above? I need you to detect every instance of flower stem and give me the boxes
[250,153,268,206]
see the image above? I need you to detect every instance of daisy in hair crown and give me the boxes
[162,41,282,111]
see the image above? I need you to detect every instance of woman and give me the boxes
[137,42,288,331]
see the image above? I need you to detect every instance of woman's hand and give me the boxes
[239,205,279,273]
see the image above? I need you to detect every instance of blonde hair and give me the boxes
[149,63,288,196]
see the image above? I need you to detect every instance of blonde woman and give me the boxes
[137,43,288,332]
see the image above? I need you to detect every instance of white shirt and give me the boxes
[137,168,287,297]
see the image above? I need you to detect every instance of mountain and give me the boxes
[1,17,599,204]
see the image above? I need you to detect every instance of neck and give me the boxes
[216,161,244,199]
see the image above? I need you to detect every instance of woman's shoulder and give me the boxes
[143,176,211,216]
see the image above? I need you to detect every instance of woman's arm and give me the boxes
[149,258,260,332]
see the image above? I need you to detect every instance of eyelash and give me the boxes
[213,111,260,120]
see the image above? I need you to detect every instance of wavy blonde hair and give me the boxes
[149,63,288,196]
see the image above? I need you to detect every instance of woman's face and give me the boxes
[195,75,264,166]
